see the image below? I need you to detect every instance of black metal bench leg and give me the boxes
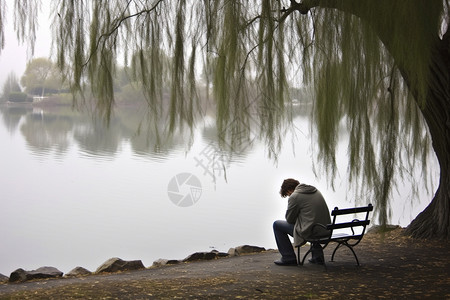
[345,243,360,266]
[297,245,314,266]
[331,243,343,262]
[331,242,360,266]
[301,248,313,265]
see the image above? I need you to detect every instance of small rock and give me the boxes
[152,259,168,267]
[9,268,27,283]
[0,273,8,283]
[9,267,63,283]
[152,259,181,267]
[211,250,230,258]
[183,250,230,262]
[228,245,266,256]
[167,259,181,265]
[183,252,218,262]
[95,257,145,274]
[65,267,92,277]
[228,248,237,256]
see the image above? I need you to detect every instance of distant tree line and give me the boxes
[1,72,24,102]
[0,56,166,104]
[0,57,65,102]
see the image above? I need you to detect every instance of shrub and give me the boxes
[8,92,29,102]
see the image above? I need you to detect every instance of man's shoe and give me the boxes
[308,257,325,265]
[274,260,298,266]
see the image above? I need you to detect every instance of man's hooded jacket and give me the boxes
[285,183,331,246]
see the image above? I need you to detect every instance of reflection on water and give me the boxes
[0,103,434,276]
[12,106,190,162]
[2,102,313,164]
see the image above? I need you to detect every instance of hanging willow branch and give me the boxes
[6,0,444,228]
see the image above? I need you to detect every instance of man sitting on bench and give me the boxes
[273,178,331,266]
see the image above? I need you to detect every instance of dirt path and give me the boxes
[0,228,449,299]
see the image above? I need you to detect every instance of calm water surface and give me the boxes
[0,104,435,275]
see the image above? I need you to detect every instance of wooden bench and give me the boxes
[297,203,373,266]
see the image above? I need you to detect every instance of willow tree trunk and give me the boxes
[405,36,450,239]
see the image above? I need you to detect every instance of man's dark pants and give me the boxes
[273,220,324,263]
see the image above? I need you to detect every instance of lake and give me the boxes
[0,103,435,276]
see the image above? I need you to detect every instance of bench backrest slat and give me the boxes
[331,204,373,216]
[327,220,370,230]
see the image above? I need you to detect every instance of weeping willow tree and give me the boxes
[2,0,449,239]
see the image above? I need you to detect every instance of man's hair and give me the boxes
[279,178,300,198]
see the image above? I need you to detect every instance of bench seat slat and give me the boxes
[312,233,363,243]
[330,233,363,240]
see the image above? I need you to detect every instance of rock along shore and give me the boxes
[1,245,267,283]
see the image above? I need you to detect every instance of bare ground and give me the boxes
[0,228,449,299]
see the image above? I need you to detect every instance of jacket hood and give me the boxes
[295,183,317,194]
